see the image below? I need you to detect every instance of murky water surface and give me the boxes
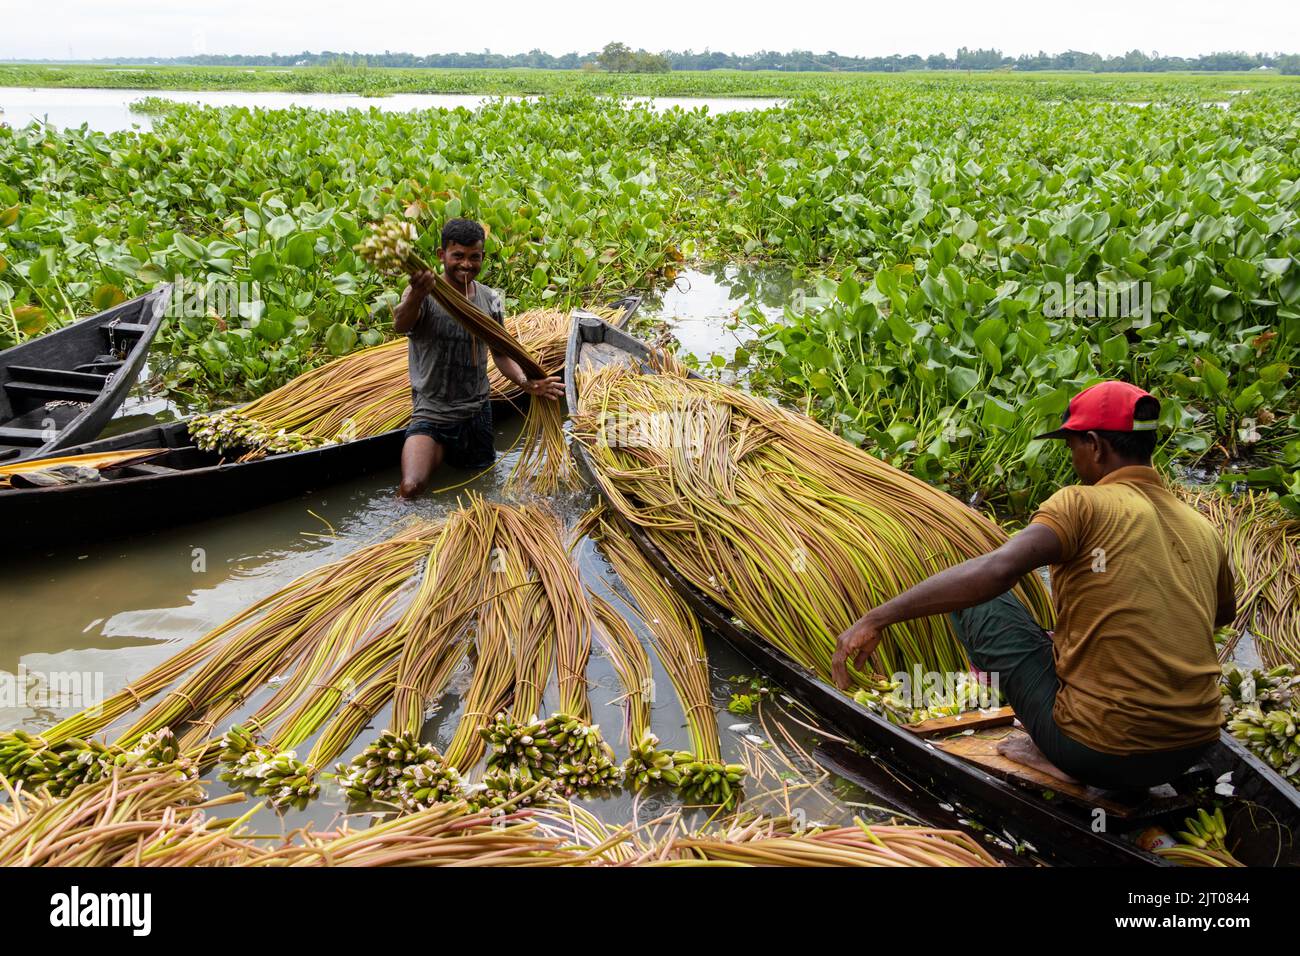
[0,87,784,133]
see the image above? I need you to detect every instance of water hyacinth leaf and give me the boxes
[173,233,207,260]
[89,284,125,311]
[28,255,50,286]
[280,234,314,268]
[981,396,1017,431]
[250,250,278,283]
[324,322,357,355]
[1199,359,1229,397]
[947,365,980,398]
[266,214,296,240]
[14,305,48,335]
[1099,334,1128,366]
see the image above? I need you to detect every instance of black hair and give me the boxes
[1093,395,1160,461]
[441,218,485,250]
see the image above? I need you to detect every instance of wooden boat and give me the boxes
[2,297,639,554]
[0,286,169,463]
[566,314,1300,867]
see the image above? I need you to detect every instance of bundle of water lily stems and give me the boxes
[0,767,999,867]
[0,497,744,812]
[187,306,599,466]
[345,214,574,492]
[571,352,1053,690]
[1177,487,1299,670]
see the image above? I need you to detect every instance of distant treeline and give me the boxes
[24,46,1300,74]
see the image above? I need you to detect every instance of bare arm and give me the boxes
[491,350,564,401]
[830,523,1063,689]
[393,270,435,335]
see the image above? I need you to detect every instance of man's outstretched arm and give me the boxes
[830,523,1062,689]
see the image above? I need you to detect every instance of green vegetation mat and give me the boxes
[1,74,1296,514]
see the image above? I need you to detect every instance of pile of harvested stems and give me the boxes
[0,767,255,867]
[0,758,1000,868]
[476,507,621,805]
[587,509,744,807]
[0,449,166,488]
[0,522,444,797]
[187,307,599,463]
[571,354,1053,691]
[1178,487,1300,669]
[647,818,1000,867]
[353,215,574,492]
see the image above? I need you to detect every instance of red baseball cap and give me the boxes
[1034,381,1159,440]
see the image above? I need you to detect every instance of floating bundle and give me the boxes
[571,353,1053,691]
[1221,663,1299,787]
[1178,487,1300,669]
[353,215,574,492]
[588,510,744,807]
[0,522,444,798]
[0,766,253,867]
[186,307,589,463]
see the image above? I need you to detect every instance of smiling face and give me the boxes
[437,239,485,289]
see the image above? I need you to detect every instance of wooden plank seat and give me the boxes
[6,365,109,389]
[934,725,1199,821]
[0,426,51,446]
[905,706,1017,737]
[113,462,182,477]
[5,381,102,403]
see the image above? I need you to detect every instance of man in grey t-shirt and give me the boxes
[392,218,563,498]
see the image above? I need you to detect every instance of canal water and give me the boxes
[0,87,784,134]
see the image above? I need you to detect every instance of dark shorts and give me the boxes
[405,403,496,470]
[949,592,1213,790]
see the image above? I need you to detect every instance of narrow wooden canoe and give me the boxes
[0,286,169,463]
[2,296,639,554]
[566,314,1300,868]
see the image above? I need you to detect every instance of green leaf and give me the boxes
[28,255,50,286]
[285,233,316,268]
[948,365,980,398]
[1099,333,1128,366]
[1199,359,1228,397]
[173,233,207,260]
[324,323,358,355]
[91,284,126,311]
[265,214,296,240]
[250,251,278,283]
[981,396,1017,431]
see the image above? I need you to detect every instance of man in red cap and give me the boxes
[832,381,1235,789]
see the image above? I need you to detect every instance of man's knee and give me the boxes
[398,475,427,499]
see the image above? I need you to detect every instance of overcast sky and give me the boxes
[4,0,1298,61]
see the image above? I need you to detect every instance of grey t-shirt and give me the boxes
[405,282,505,425]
